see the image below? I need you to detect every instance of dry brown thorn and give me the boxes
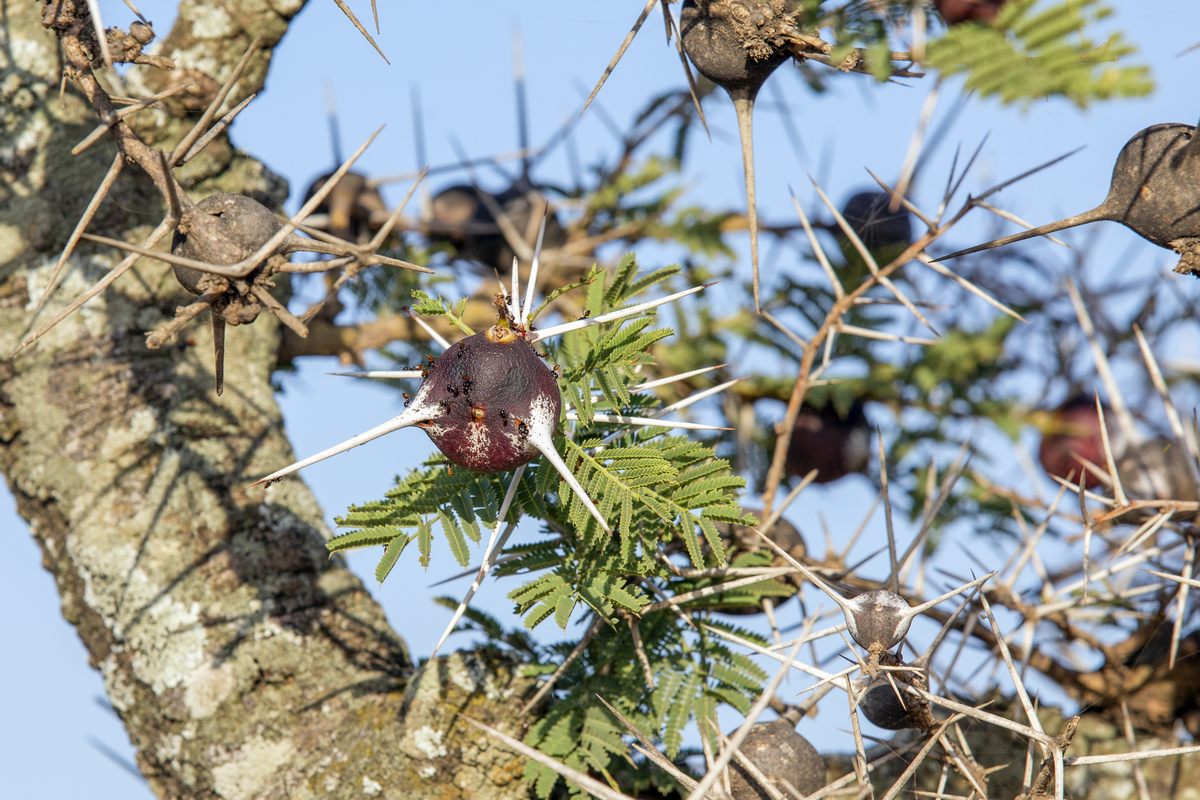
[330,0,389,63]
[72,83,194,155]
[10,220,174,358]
[249,284,308,339]
[582,0,658,117]
[1133,325,1200,476]
[28,152,123,319]
[659,1,709,137]
[170,37,262,165]
[145,288,223,349]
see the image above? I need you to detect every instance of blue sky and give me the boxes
[4,1,1198,796]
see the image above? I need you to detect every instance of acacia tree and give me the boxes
[3,2,1198,799]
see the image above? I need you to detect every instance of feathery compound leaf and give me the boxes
[333,459,519,567]
[927,0,1152,107]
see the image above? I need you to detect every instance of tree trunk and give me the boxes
[0,3,529,797]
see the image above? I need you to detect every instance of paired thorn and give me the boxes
[170,38,262,166]
[331,0,389,63]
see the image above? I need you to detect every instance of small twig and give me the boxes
[145,289,222,349]
[520,615,604,715]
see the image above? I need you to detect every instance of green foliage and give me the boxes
[927,0,1152,106]
[410,289,475,336]
[521,614,769,797]
[326,255,780,794]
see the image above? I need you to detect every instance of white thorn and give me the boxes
[328,370,424,380]
[431,465,525,658]
[252,391,437,486]
[510,255,521,323]
[528,424,611,534]
[799,566,857,618]
[904,572,995,619]
[658,378,741,415]
[529,283,714,342]
[632,364,725,392]
[85,0,113,70]
[522,215,548,326]
[409,312,452,351]
[752,526,857,617]
[566,411,731,432]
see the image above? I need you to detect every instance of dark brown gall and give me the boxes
[784,399,870,484]
[841,190,913,258]
[303,171,386,243]
[725,719,826,799]
[935,0,1006,25]
[171,192,281,298]
[679,0,791,95]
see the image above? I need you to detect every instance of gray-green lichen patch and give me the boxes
[212,735,298,799]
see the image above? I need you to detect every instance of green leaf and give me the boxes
[438,509,470,567]
[327,526,404,553]
[374,534,411,583]
[417,518,433,568]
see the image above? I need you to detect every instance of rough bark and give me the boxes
[0,3,530,798]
